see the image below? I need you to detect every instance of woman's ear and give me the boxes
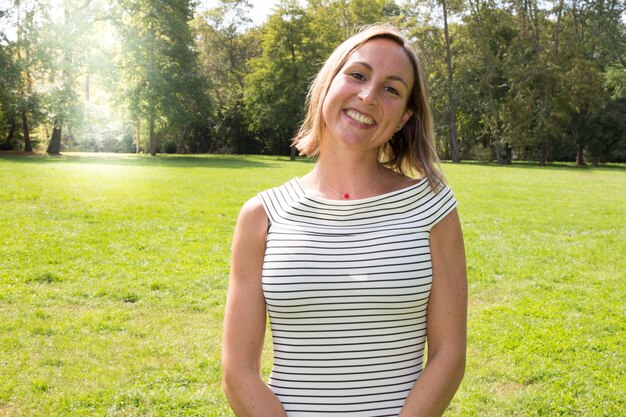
[397,109,413,131]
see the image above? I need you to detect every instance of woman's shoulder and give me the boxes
[240,195,267,218]
[382,168,425,193]
[240,176,304,228]
[236,195,268,236]
[389,168,452,196]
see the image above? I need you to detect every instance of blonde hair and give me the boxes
[292,24,445,190]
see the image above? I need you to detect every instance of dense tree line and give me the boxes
[0,0,624,164]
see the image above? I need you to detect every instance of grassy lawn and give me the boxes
[0,153,624,416]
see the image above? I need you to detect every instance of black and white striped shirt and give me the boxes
[259,177,457,417]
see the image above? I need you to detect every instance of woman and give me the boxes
[222,25,467,417]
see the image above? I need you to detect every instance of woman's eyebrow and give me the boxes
[352,61,409,88]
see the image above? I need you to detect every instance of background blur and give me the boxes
[1,0,625,162]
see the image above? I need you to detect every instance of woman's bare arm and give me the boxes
[222,196,287,417]
[399,208,468,417]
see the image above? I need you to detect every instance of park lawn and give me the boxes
[0,153,624,416]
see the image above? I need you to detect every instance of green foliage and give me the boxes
[402,0,626,163]
[0,0,624,161]
[244,0,394,156]
[115,0,213,154]
[0,0,49,152]
[453,6,516,161]
[192,0,259,153]
[39,0,97,141]
[584,98,626,165]
[0,43,22,149]
[604,63,626,98]
[0,153,624,415]
[244,0,318,155]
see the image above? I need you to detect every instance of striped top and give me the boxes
[259,177,457,417]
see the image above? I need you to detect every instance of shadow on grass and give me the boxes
[3,152,620,172]
[443,160,626,172]
[0,152,308,169]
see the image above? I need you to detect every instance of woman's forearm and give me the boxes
[400,208,467,416]
[398,347,466,417]
[223,198,285,416]
[223,370,287,417]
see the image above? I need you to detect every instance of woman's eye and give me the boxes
[350,72,365,81]
[385,86,400,96]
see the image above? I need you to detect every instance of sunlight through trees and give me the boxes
[0,0,624,163]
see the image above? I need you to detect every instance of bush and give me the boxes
[116,133,135,153]
[472,144,493,163]
[164,142,177,154]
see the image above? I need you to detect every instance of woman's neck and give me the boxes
[312,153,383,199]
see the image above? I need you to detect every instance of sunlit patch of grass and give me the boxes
[444,162,626,417]
[0,153,624,415]
[0,153,310,416]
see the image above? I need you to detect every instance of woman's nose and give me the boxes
[358,83,378,105]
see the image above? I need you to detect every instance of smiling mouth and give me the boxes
[346,109,375,126]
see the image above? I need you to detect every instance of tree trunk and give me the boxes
[495,142,512,165]
[592,156,600,167]
[448,111,460,163]
[441,0,461,163]
[539,141,548,166]
[289,36,299,161]
[553,0,565,58]
[5,119,17,147]
[576,143,585,165]
[136,118,141,153]
[547,145,554,163]
[495,142,503,164]
[22,111,32,152]
[85,73,90,102]
[149,116,156,156]
[47,125,62,155]
[504,145,512,164]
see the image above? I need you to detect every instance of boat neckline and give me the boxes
[293,176,429,205]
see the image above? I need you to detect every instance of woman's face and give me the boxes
[321,38,414,154]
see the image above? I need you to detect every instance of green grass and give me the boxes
[0,153,624,416]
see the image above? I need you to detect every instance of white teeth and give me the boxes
[347,110,374,125]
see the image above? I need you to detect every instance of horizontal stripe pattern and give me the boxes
[259,177,457,417]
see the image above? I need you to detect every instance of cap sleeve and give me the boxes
[426,183,458,231]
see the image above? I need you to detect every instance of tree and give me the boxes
[192,0,259,153]
[245,0,320,156]
[403,0,465,162]
[559,0,625,165]
[244,0,397,156]
[451,2,516,163]
[307,0,400,56]
[5,0,48,152]
[116,0,212,155]
[0,31,23,150]
[1,0,623,162]
[439,0,462,162]
[10,0,120,155]
[585,98,626,165]
[496,0,566,164]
